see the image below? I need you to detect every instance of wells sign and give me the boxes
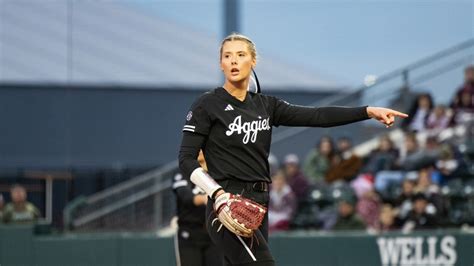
[377,236,457,266]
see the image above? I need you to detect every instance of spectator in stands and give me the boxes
[325,137,363,183]
[269,170,297,233]
[303,136,335,184]
[393,178,417,221]
[421,136,444,167]
[332,195,366,231]
[450,65,474,124]
[414,167,440,195]
[377,204,399,232]
[2,184,40,224]
[336,137,352,155]
[356,188,382,230]
[398,132,438,171]
[414,167,445,216]
[364,134,399,174]
[282,154,310,201]
[426,105,451,131]
[373,133,424,194]
[398,132,422,170]
[374,169,404,198]
[402,93,434,132]
[268,153,279,177]
[0,194,4,222]
[436,145,460,181]
[402,193,439,231]
[351,173,374,199]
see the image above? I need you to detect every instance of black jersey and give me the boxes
[172,173,207,228]
[179,87,369,183]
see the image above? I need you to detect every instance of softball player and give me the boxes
[178,33,408,265]
[173,151,223,266]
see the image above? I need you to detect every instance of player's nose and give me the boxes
[230,55,237,64]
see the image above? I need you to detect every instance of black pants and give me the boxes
[175,226,224,266]
[206,180,275,266]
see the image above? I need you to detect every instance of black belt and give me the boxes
[178,222,206,230]
[219,179,269,192]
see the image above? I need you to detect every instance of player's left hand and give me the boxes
[213,192,266,238]
[366,107,408,128]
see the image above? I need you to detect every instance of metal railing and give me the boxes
[273,38,474,144]
[66,161,178,231]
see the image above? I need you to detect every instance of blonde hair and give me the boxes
[219,33,258,62]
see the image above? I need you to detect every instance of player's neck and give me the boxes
[223,80,248,102]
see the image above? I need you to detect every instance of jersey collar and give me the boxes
[216,87,250,107]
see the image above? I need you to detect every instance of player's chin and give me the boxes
[227,75,247,83]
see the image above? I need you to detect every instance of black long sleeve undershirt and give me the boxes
[273,101,369,127]
[178,132,206,180]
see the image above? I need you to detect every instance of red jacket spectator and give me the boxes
[269,171,297,233]
[283,154,311,200]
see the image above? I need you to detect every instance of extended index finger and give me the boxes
[390,110,409,118]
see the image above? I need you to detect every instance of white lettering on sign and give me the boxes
[377,236,457,266]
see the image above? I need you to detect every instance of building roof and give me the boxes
[0,1,345,91]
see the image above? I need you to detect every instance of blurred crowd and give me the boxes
[0,184,40,225]
[268,65,474,234]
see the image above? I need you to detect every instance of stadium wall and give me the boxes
[0,84,359,170]
[1,225,473,266]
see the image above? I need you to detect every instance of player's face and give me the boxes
[220,40,256,84]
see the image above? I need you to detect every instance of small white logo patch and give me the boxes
[181,231,190,239]
[186,111,193,121]
[174,173,182,181]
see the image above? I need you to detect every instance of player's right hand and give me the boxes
[193,194,208,206]
[366,106,408,128]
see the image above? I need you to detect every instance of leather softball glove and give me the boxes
[213,193,267,238]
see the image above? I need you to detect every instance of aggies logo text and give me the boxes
[225,115,271,144]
